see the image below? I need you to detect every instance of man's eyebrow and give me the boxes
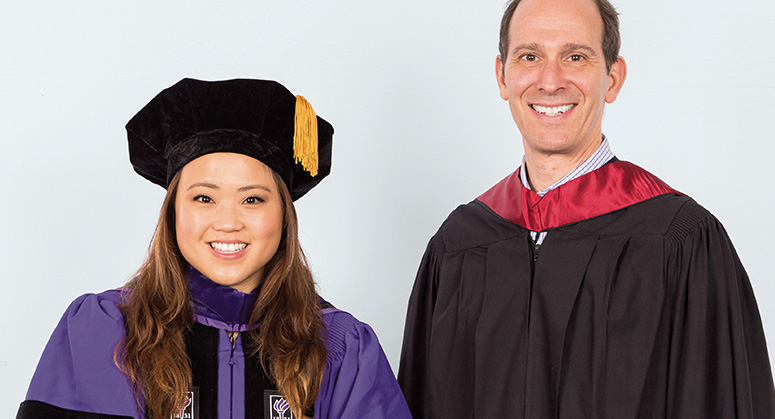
[510,43,599,57]
[510,43,542,56]
[563,43,598,56]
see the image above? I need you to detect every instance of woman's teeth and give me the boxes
[210,242,247,253]
[532,104,575,116]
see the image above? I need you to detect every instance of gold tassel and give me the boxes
[293,95,319,177]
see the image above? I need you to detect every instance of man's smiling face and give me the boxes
[496,0,625,160]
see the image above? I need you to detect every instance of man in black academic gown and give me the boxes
[398,0,775,418]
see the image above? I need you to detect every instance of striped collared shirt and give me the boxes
[520,137,614,245]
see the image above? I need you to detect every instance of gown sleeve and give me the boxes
[315,311,411,419]
[397,237,442,419]
[665,204,775,418]
[17,291,140,419]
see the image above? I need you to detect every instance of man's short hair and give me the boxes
[498,0,621,73]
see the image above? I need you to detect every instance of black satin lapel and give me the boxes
[525,232,598,418]
[475,236,533,418]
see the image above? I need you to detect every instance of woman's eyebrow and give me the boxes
[238,184,271,193]
[186,182,218,191]
[185,182,272,192]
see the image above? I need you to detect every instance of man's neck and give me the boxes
[523,139,603,192]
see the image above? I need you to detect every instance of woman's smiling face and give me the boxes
[175,152,284,293]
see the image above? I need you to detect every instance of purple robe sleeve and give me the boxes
[22,291,141,418]
[315,311,412,419]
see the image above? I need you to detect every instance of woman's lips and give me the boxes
[208,241,248,259]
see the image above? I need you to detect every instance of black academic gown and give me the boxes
[398,160,775,419]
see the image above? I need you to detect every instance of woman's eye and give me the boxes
[243,196,265,204]
[193,195,212,203]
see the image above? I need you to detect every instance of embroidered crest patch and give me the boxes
[172,387,199,419]
[264,390,295,419]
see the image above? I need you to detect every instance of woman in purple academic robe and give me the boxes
[17,78,411,419]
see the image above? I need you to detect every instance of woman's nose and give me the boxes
[212,205,244,231]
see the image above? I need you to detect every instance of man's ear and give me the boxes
[605,56,627,104]
[496,55,509,101]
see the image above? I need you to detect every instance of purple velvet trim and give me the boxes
[232,333,245,419]
[194,309,337,332]
[193,314,259,332]
[213,330,247,419]
[187,265,259,327]
[217,330,236,419]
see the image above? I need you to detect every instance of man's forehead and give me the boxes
[509,0,604,50]
[513,0,600,17]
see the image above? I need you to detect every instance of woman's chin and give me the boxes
[201,269,262,293]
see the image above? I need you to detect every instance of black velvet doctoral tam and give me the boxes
[126,78,334,201]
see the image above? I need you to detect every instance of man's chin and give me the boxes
[521,133,578,155]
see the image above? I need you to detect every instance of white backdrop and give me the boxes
[2,0,774,415]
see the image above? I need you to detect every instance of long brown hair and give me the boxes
[116,169,327,419]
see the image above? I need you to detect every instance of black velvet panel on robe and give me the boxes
[186,323,277,419]
[398,193,775,419]
[187,323,220,419]
[241,329,278,415]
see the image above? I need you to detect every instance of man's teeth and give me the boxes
[210,242,247,253]
[532,104,575,116]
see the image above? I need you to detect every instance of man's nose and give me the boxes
[537,59,565,93]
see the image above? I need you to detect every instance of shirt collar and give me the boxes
[520,136,614,197]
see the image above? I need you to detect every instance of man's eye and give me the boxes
[193,195,212,203]
[521,54,537,62]
[243,196,265,204]
[569,54,584,62]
